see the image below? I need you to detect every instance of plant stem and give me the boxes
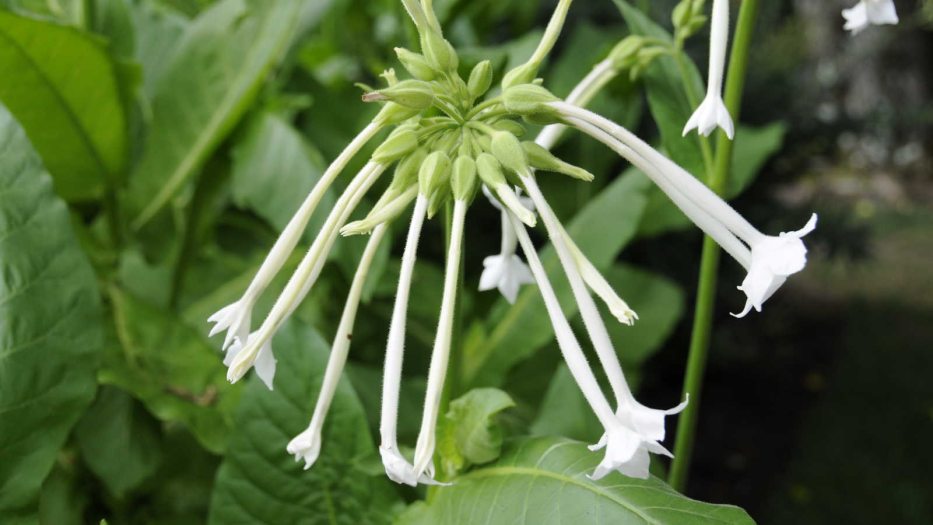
[668,0,759,493]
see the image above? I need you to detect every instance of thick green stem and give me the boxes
[668,0,759,493]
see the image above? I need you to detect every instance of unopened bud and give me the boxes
[501,61,540,90]
[608,36,645,70]
[522,142,594,182]
[375,103,421,125]
[395,47,436,81]
[451,156,477,201]
[342,186,419,236]
[476,154,535,226]
[418,151,451,196]
[502,84,560,120]
[468,60,493,100]
[372,126,419,163]
[363,80,434,110]
[489,131,528,175]
[492,119,526,137]
[421,31,458,73]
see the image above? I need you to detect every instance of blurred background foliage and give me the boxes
[0,0,929,524]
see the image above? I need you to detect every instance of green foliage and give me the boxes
[439,388,515,474]
[126,0,303,228]
[208,321,398,525]
[102,287,241,454]
[0,107,102,523]
[0,9,131,200]
[398,437,756,525]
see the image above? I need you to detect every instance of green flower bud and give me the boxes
[363,80,434,110]
[476,153,536,227]
[467,60,493,100]
[341,186,419,236]
[392,148,427,191]
[489,131,528,175]
[418,151,451,196]
[395,47,436,81]
[375,102,421,125]
[421,31,458,73]
[372,127,419,164]
[608,35,645,70]
[451,156,477,201]
[501,61,540,90]
[502,84,560,119]
[522,142,594,182]
[492,119,526,137]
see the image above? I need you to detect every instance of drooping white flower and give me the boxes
[478,185,535,304]
[507,207,675,480]
[683,0,735,139]
[734,214,817,317]
[553,101,816,317]
[223,332,276,390]
[842,0,899,35]
[207,123,382,353]
[287,225,388,470]
[225,163,386,388]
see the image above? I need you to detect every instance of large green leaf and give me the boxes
[102,287,241,454]
[208,321,398,525]
[462,171,650,388]
[0,106,102,523]
[0,8,129,200]
[637,123,787,237]
[74,387,163,497]
[230,110,332,242]
[398,437,755,525]
[126,0,302,228]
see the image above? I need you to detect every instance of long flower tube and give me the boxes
[412,198,467,477]
[683,0,735,139]
[286,224,388,469]
[520,173,686,444]
[378,195,446,486]
[208,122,383,351]
[507,208,661,480]
[551,101,816,317]
[225,162,387,388]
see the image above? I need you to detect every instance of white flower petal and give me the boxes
[379,446,450,487]
[683,94,734,139]
[286,427,322,470]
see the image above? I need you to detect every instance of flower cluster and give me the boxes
[203,0,886,485]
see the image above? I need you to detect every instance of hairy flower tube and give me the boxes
[206,0,814,486]
[842,0,899,35]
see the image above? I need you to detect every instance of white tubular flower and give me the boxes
[412,198,467,478]
[683,0,735,139]
[226,163,386,388]
[843,0,899,35]
[208,122,382,351]
[509,210,660,480]
[287,225,388,470]
[379,195,446,486]
[734,214,817,317]
[478,185,534,304]
[553,101,817,317]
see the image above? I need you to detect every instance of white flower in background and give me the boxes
[683,0,735,139]
[549,100,817,318]
[843,0,899,35]
[478,185,535,304]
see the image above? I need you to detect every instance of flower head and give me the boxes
[478,185,535,304]
[843,0,899,35]
[683,0,735,139]
[735,214,817,317]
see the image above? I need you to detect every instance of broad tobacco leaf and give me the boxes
[209,321,398,525]
[0,106,102,523]
[102,287,241,454]
[398,437,756,525]
[126,0,303,228]
[0,8,131,200]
